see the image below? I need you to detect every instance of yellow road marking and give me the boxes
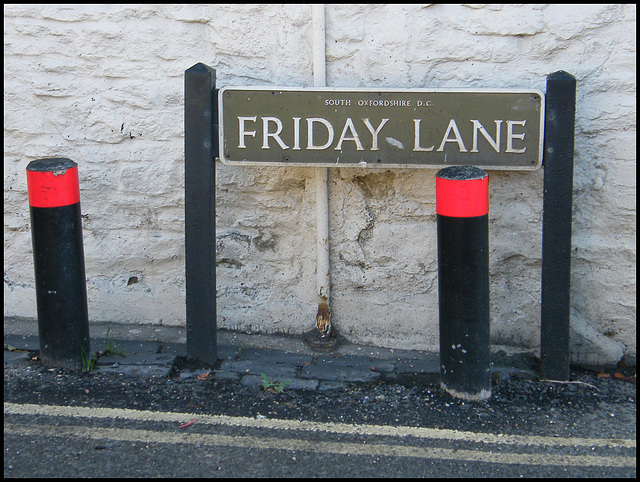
[4,402,635,449]
[5,422,635,468]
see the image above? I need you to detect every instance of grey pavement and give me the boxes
[4,316,537,389]
[5,317,636,478]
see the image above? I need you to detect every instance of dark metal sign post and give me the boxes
[540,71,577,381]
[185,63,576,383]
[184,63,218,365]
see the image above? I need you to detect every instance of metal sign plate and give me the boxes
[219,87,544,170]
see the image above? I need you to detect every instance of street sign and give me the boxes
[219,87,544,170]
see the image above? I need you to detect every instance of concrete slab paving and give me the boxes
[5,317,540,391]
[299,364,381,383]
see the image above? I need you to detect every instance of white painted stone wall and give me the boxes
[4,4,636,365]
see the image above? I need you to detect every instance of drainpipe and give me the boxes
[307,4,336,348]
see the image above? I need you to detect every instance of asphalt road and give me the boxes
[4,362,636,478]
[4,400,636,478]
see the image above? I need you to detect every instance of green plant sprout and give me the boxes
[80,345,96,372]
[102,328,126,357]
[80,328,127,372]
[260,373,290,393]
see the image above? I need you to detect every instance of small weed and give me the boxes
[80,328,126,371]
[81,346,96,372]
[102,328,126,357]
[260,373,290,393]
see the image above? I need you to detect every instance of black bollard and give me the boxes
[26,158,90,370]
[436,166,491,400]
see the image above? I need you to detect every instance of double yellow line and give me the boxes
[4,402,636,468]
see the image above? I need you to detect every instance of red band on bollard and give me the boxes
[436,175,488,218]
[27,165,80,208]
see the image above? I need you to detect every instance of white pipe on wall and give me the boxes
[312,4,332,337]
[312,4,326,88]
